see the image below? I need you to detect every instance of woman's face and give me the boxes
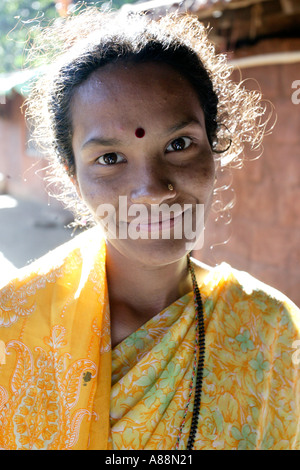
[71,61,215,266]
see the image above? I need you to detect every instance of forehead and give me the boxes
[72,61,199,108]
[70,62,205,135]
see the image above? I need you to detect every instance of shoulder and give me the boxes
[199,259,298,308]
[1,226,103,284]
[223,262,299,315]
[230,265,300,337]
[0,226,104,328]
[192,259,300,335]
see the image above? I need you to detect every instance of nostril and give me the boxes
[130,181,177,205]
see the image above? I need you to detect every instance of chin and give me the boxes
[105,236,199,267]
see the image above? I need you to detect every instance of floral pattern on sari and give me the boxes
[110,266,300,450]
[0,228,299,449]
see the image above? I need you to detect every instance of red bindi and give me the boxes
[135,127,145,138]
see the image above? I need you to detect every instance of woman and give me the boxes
[0,7,299,450]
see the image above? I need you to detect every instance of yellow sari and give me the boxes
[0,227,299,450]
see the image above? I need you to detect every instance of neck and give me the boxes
[106,242,192,319]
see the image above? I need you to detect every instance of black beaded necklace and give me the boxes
[175,254,205,451]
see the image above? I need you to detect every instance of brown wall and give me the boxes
[200,38,300,307]
[0,93,51,203]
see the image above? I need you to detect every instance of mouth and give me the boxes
[128,210,186,233]
[101,203,203,245]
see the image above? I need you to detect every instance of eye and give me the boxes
[166,137,192,152]
[97,152,125,165]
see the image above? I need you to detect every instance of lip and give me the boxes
[129,210,185,233]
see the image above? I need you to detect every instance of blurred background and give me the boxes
[0,0,299,305]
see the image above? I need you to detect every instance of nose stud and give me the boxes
[168,183,174,191]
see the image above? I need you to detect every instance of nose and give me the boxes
[129,164,177,205]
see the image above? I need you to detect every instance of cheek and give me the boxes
[184,154,215,190]
[77,179,119,227]
[75,169,113,211]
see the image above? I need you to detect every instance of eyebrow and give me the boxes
[80,119,202,151]
[81,136,122,151]
[167,119,202,134]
